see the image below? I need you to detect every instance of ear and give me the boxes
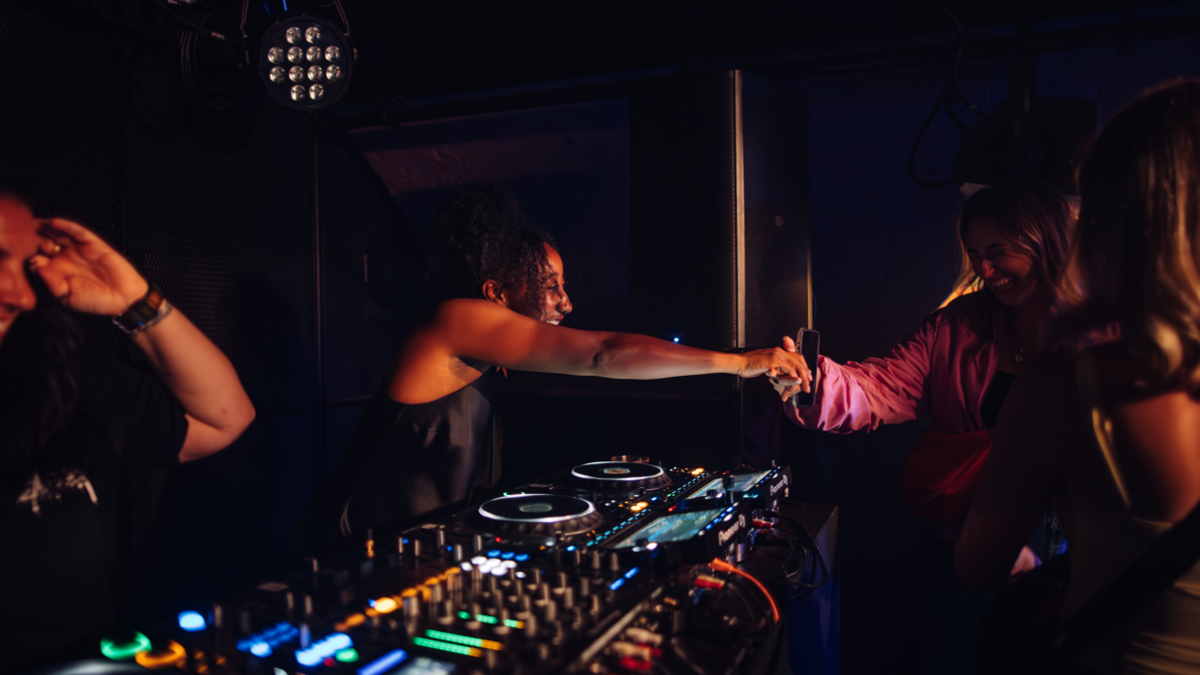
[482,279,508,307]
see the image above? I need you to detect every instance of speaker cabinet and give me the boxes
[630,70,811,352]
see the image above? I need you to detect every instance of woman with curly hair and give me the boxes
[958,80,1200,673]
[304,183,812,544]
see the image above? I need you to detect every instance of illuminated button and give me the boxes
[358,650,408,675]
[135,640,186,669]
[250,642,272,657]
[470,556,487,566]
[515,553,530,561]
[424,630,502,651]
[630,502,649,512]
[411,637,481,657]
[335,647,358,662]
[487,549,501,557]
[691,468,704,476]
[178,611,206,632]
[100,632,152,660]
[373,597,398,614]
[500,551,514,560]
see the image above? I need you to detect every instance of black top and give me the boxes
[309,366,503,543]
[980,369,1018,429]
[0,357,186,672]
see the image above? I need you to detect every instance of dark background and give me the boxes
[1,1,1199,672]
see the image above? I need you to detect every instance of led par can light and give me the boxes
[258,14,352,111]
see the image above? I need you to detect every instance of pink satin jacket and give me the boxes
[785,293,1003,435]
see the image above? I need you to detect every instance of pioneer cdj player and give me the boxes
[62,459,810,675]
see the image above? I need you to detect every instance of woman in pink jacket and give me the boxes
[776,179,1073,674]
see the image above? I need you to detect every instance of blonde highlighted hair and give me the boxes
[1055,79,1200,390]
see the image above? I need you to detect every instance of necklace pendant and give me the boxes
[1014,350,1025,364]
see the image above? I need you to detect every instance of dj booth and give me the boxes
[35,459,837,675]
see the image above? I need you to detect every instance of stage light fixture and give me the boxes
[258,13,352,111]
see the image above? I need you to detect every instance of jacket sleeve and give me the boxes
[784,313,940,433]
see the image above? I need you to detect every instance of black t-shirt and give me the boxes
[0,357,186,672]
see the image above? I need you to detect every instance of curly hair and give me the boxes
[945,179,1074,355]
[433,183,556,304]
[1054,79,1200,390]
[0,173,86,494]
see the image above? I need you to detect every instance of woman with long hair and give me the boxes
[0,175,255,671]
[774,179,1074,673]
[958,80,1200,673]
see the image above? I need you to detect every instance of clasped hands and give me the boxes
[768,334,818,403]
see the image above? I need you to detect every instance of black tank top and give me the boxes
[313,366,503,540]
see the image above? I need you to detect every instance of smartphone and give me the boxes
[791,328,820,408]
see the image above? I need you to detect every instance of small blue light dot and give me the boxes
[501,551,515,560]
[673,337,680,343]
[515,553,530,561]
[565,546,576,552]
[250,641,272,657]
[487,549,501,557]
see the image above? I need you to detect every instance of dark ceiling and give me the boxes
[7,0,1200,120]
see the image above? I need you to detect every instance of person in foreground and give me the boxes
[772,179,1072,674]
[0,177,256,671]
[305,184,811,545]
[957,79,1200,674]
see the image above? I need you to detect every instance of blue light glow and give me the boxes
[515,553,529,561]
[178,611,206,632]
[609,578,625,591]
[250,642,272,657]
[566,545,576,552]
[295,633,353,667]
[625,567,639,579]
[358,649,408,675]
[673,337,680,343]
[501,552,514,560]
[487,549,501,558]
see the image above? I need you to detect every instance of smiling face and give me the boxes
[510,242,572,324]
[964,215,1040,308]
[0,197,40,348]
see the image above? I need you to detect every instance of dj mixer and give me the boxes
[63,459,821,675]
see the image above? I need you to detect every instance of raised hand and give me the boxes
[26,219,149,316]
[770,335,815,402]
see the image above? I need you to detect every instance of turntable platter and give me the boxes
[570,461,671,492]
[471,494,604,537]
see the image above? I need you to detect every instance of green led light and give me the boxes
[426,630,485,648]
[457,611,471,620]
[335,648,359,663]
[412,637,479,657]
[502,619,523,629]
[100,632,152,660]
[475,614,498,625]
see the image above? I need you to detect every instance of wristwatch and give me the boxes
[113,284,173,334]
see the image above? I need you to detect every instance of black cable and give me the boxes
[150,0,233,43]
[179,11,235,116]
[907,8,984,189]
[763,511,829,591]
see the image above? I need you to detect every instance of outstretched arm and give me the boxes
[30,218,255,463]
[390,299,812,403]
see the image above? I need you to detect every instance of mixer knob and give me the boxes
[578,577,590,596]
[472,534,484,553]
[403,596,420,622]
[562,587,576,609]
[571,548,583,566]
[555,570,569,589]
[589,595,603,615]
[411,539,422,561]
[303,593,314,617]
[608,553,621,574]
[452,543,464,563]
[484,649,499,670]
[536,642,552,661]
[434,525,446,550]
[589,551,602,574]
[436,600,455,625]
[396,536,405,556]
[538,583,552,605]
[306,557,320,573]
[524,614,539,638]
[239,609,251,635]
[212,602,224,629]
[517,595,532,614]
[486,575,500,596]
[429,582,444,604]
[543,600,558,622]
[285,590,296,614]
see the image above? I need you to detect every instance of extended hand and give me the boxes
[739,345,812,393]
[1009,545,1040,581]
[26,219,149,316]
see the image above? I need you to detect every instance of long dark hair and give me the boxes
[946,180,1073,354]
[433,183,556,303]
[1054,79,1200,391]
[0,175,86,495]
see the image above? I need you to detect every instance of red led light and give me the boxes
[619,656,653,672]
[324,657,336,667]
[495,537,502,542]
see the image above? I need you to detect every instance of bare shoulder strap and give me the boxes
[1074,345,1131,509]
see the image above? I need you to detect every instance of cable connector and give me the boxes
[708,558,780,622]
[693,575,726,590]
